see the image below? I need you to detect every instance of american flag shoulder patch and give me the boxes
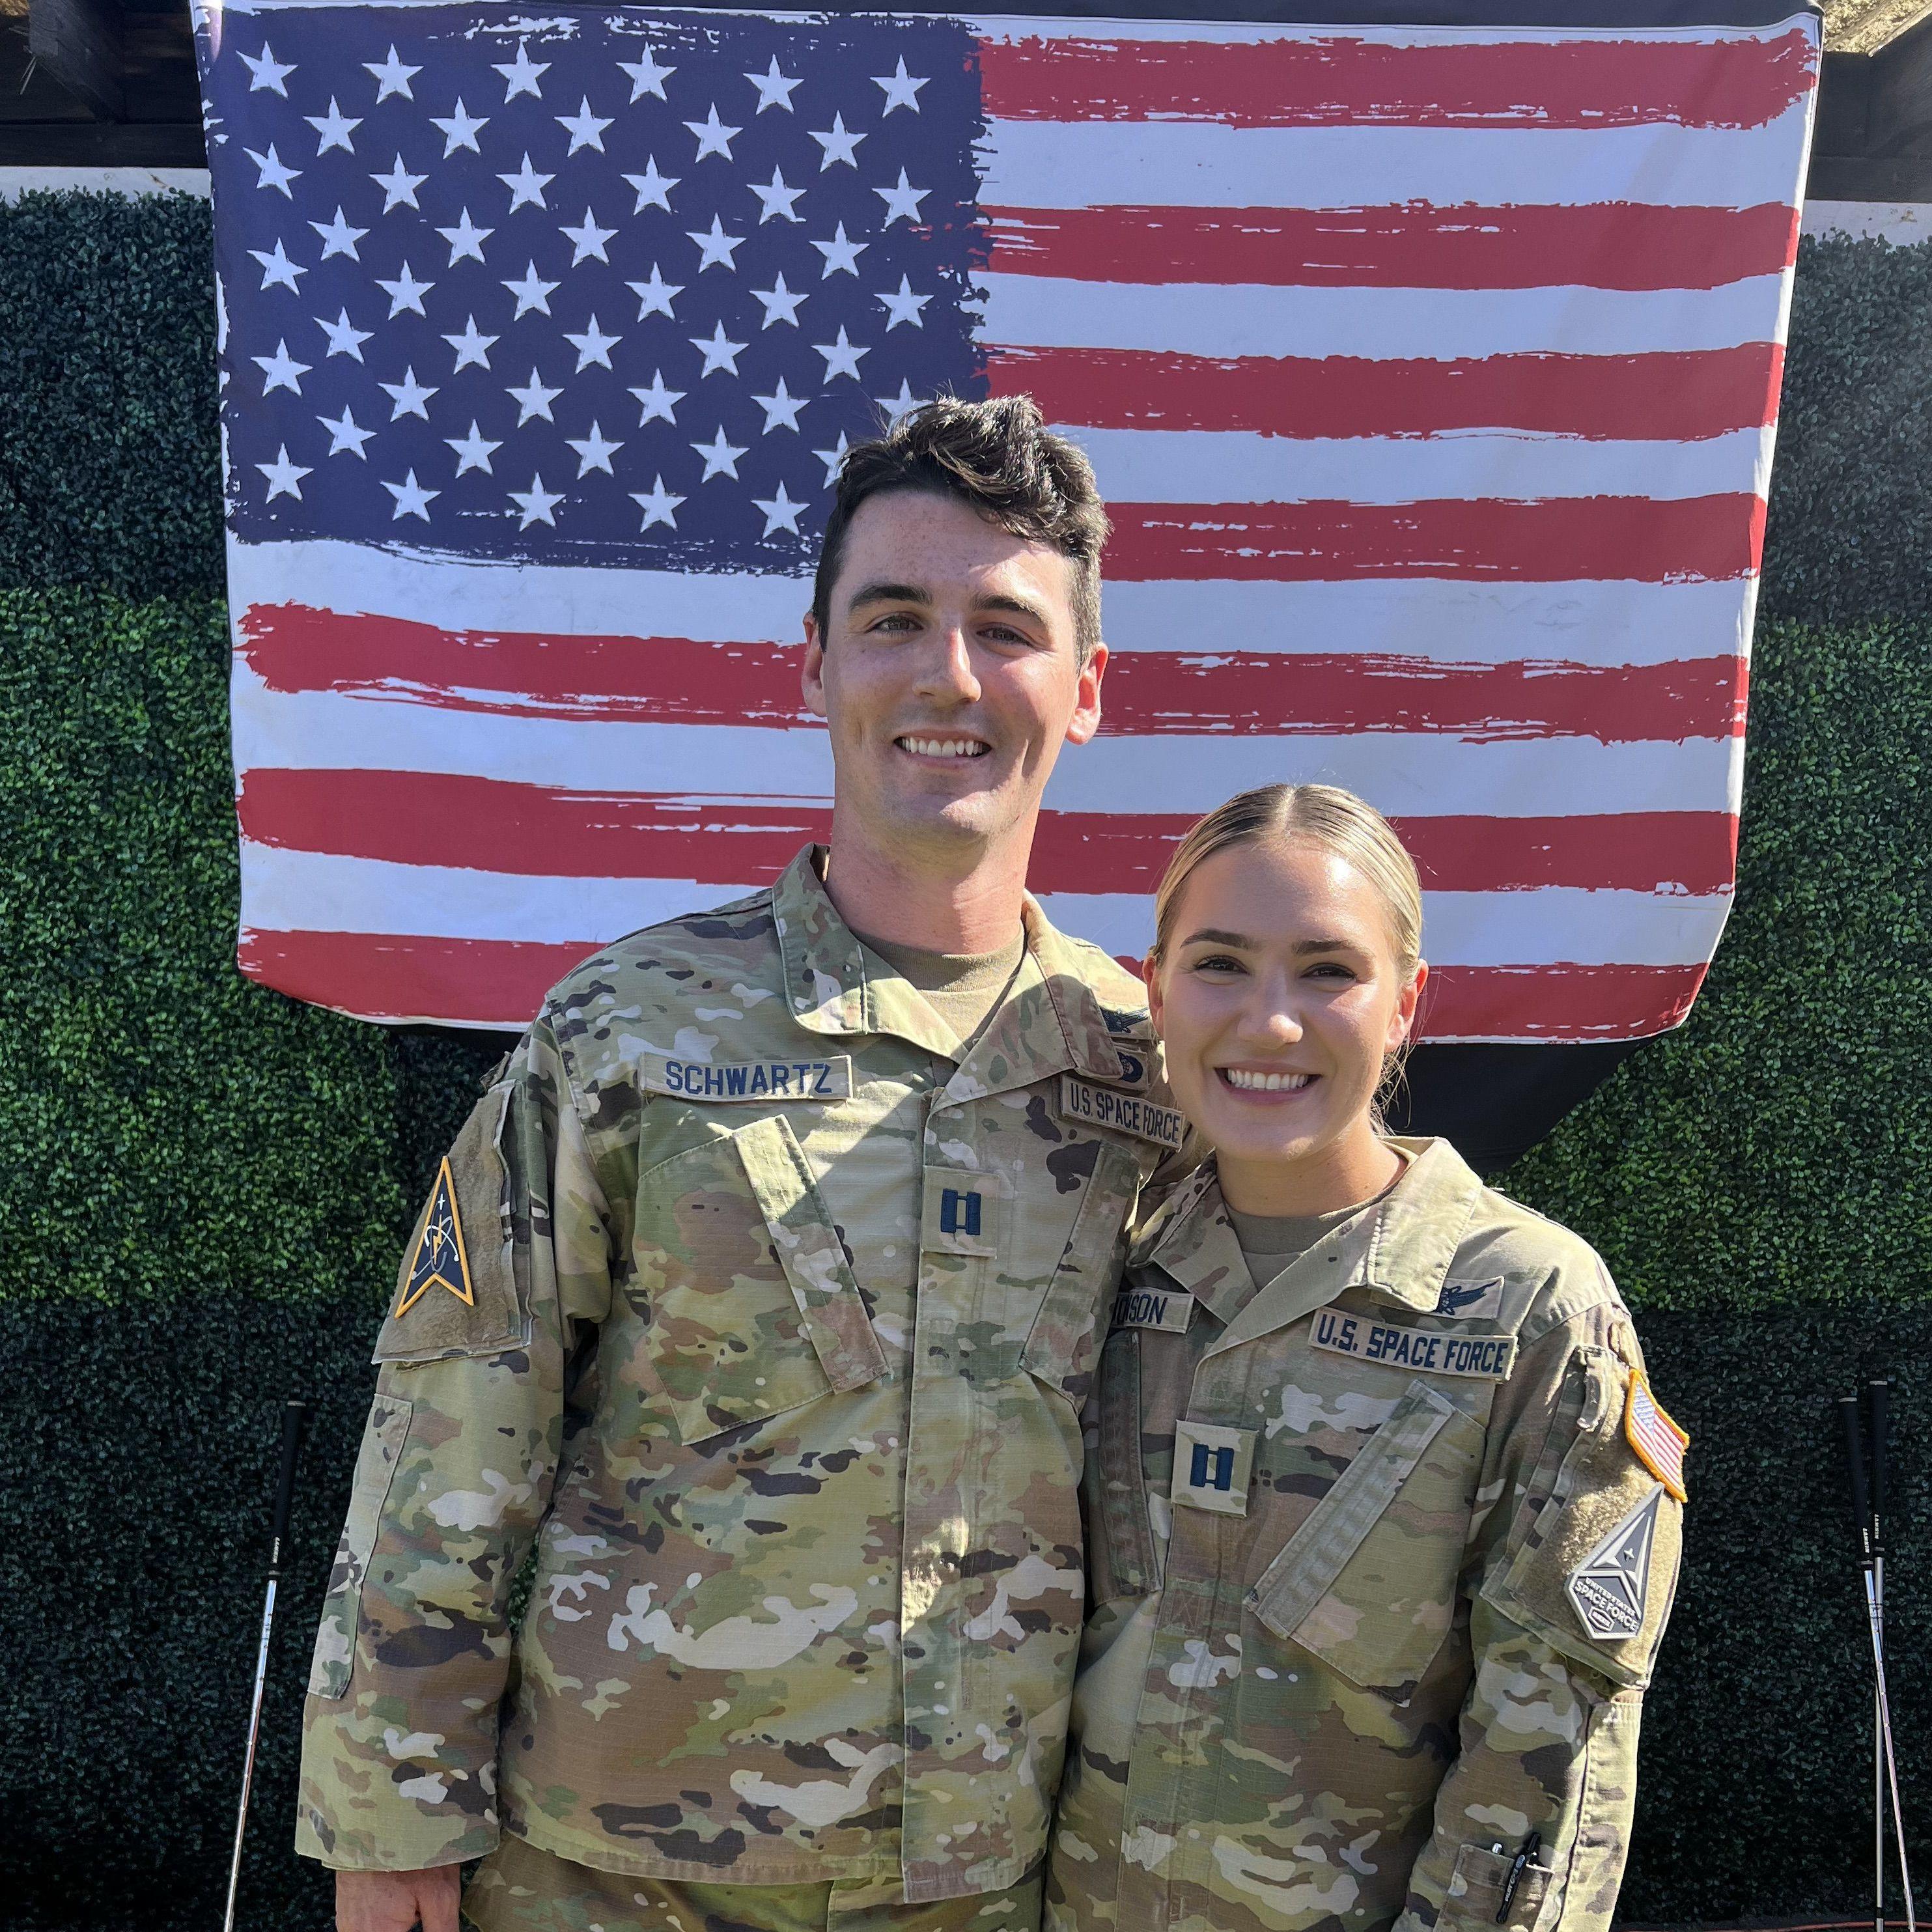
[1623,1369,1689,1502]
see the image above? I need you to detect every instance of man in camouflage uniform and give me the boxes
[299,399,1184,1932]
[1048,1138,1686,1932]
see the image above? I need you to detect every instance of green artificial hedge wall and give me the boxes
[0,191,1927,1929]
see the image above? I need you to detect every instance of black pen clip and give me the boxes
[1495,1831,1543,1924]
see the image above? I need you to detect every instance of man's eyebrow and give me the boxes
[845,579,929,610]
[979,593,1049,626]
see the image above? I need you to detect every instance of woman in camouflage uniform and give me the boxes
[1048,785,1686,1932]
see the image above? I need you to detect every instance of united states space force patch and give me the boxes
[1565,1486,1664,1641]
[395,1156,475,1318]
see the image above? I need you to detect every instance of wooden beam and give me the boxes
[26,0,123,123]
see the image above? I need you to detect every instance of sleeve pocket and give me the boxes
[637,1116,885,1446]
[307,1393,413,1699]
[1441,1843,1554,1932]
[1248,1379,1481,1700]
[1480,1353,1683,1691]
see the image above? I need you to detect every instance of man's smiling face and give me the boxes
[803,488,1106,861]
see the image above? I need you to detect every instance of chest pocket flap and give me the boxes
[1248,1378,1483,1701]
[637,1113,886,1444]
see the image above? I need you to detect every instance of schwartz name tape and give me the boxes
[641,1054,852,1102]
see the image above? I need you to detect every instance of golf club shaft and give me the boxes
[223,1576,280,1932]
[1864,1575,1916,1932]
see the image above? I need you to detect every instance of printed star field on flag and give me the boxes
[193,1,1821,1039]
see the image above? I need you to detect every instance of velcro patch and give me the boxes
[1171,1420,1255,1516]
[1112,1284,1194,1333]
[395,1156,475,1319]
[1434,1277,1505,1320]
[1105,1043,1153,1093]
[640,1054,852,1104]
[1565,1486,1663,1640]
[1059,1075,1184,1149]
[1623,1370,1689,1500]
[1310,1308,1516,1380]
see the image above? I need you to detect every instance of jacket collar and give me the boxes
[774,845,1135,1089]
[1138,1138,1488,1354]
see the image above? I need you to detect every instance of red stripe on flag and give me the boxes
[238,925,1711,1039]
[976,29,1817,130]
[982,202,1799,291]
[1106,494,1766,583]
[236,608,1746,742]
[987,343,1784,441]
[237,606,815,721]
[237,769,1740,895]
[239,927,603,1027]
[1416,960,1708,1039]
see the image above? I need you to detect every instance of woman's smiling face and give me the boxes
[1147,834,1427,1212]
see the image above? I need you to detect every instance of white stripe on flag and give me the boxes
[976,112,1812,212]
[227,543,1761,669]
[230,676,1747,815]
[1058,424,1774,506]
[237,842,1729,966]
[970,272,1789,359]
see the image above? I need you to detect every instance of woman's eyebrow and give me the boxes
[1182,927,1252,948]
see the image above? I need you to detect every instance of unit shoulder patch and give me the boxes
[1059,1074,1184,1149]
[395,1156,475,1319]
[1565,1485,1663,1642]
[1310,1307,1516,1380]
[1623,1370,1689,1500]
[639,1052,852,1104]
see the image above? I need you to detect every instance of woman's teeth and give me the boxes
[1222,1069,1313,1091]
[900,737,987,758]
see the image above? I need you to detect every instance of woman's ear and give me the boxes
[1142,951,1164,1035]
[1389,959,1428,1050]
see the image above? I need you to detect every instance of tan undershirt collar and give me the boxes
[858,927,1027,1056]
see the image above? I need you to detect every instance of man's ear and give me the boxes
[801,610,828,720]
[1064,639,1108,748]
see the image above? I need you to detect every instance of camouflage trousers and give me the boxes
[462,1835,1046,1932]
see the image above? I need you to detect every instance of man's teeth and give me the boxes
[1224,1069,1313,1092]
[901,736,987,758]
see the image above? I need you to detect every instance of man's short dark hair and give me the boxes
[811,395,1110,661]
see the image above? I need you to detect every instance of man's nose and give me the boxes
[914,624,981,703]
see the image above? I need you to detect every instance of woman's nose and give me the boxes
[1241,992,1304,1046]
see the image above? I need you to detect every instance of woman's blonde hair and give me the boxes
[1149,784,1426,1113]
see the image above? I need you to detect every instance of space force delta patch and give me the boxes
[1060,1076,1185,1149]
[1310,1308,1517,1380]
[640,1054,852,1102]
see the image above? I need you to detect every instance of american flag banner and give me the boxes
[192,0,1820,1039]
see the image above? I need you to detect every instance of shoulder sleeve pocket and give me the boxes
[307,1393,413,1699]
[1480,1352,1683,1690]
[374,1082,528,1366]
[1248,1379,1484,1700]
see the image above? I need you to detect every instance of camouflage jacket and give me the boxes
[1048,1140,1685,1932]
[296,848,1182,1900]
